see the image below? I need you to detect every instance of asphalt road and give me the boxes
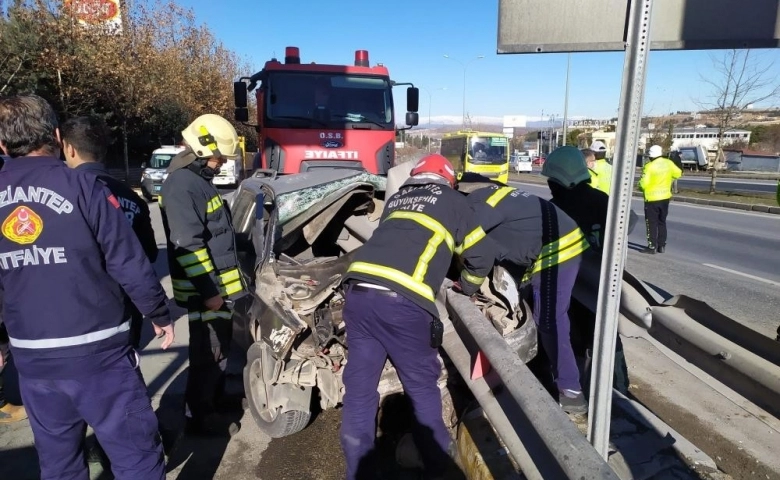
[511,181,780,339]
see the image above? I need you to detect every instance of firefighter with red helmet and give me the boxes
[340,154,496,479]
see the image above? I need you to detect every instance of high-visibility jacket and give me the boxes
[342,179,496,317]
[639,157,682,202]
[159,150,246,317]
[0,156,170,379]
[590,159,613,195]
[464,185,589,283]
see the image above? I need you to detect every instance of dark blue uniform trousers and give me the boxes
[19,350,165,480]
[340,286,451,480]
[530,255,582,393]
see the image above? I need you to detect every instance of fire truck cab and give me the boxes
[234,46,419,176]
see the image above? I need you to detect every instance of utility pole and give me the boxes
[444,54,485,128]
[563,53,571,146]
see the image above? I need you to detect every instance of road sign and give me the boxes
[497,0,780,53]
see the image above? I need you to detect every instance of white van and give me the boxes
[141,145,185,201]
[512,153,533,173]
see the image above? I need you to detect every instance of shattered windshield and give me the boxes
[265,73,393,129]
[275,172,387,224]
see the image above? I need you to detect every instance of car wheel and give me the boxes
[243,342,312,438]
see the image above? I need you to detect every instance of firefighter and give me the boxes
[589,140,613,195]
[0,94,173,479]
[541,146,631,394]
[61,116,158,349]
[340,154,495,479]
[639,145,682,254]
[543,146,610,252]
[159,113,247,437]
[457,172,589,414]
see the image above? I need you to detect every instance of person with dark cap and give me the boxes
[340,153,495,480]
[0,94,174,480]
[457,172,590,414]
[61,116,158,350]
[159,113,247,437]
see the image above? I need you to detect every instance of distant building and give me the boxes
[640,127,751,152]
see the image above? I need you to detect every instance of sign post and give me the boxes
[587,0,654,458]
[496,0,780,463]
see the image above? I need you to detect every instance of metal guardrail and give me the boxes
[442,289,620,480]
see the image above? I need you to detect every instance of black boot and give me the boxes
[641,246,656,254]
[657,245,666,253]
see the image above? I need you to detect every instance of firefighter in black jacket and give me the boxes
[458,173,590,414]
[61,116,158,349]
[340,154,495,479]
[542,145,631,394]
[159,114,247,437]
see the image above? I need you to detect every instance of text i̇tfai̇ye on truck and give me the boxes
[233,46,420,175]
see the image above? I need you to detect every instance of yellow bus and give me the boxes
[440,130,510,183]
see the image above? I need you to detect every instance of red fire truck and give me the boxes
[234,46,419,175]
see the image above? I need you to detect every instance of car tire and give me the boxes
[243,342,312,438]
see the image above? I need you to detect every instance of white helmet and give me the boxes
[590,140,607,152]
[181,114,239,159]
[542,146,590,188]
[647,145,663,159]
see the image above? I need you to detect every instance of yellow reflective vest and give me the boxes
[639,157,683,202]
[590,159,613,195]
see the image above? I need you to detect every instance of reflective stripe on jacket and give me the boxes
[639,157,682,202]
[159,161,245,314]
[343,180,496,317]
[0,156,169,378]
[465,185,588,282]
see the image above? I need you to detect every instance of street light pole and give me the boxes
[562,53,571,146]
[444,54,485,128]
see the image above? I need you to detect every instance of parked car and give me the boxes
[532,156,546,166]
[512,154,533,173]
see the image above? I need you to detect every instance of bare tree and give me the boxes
[696,49,780,193]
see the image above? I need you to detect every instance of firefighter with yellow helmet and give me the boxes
[159,114,247,436]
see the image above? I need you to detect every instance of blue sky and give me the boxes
[180,0,780,122]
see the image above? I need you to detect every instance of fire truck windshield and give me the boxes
[265,73,393,129]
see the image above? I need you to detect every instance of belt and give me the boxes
[349,283,398,297]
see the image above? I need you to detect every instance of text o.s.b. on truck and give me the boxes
[233,46,420,175]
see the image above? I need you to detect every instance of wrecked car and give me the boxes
[227,167,537,438]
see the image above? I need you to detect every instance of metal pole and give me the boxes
[444,55,483,129]
[462,67,467,128]
[563,53,571,146]
[587,0,655,459]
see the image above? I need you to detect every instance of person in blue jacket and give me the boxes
[0,94,175,480]
[61,115,159,350]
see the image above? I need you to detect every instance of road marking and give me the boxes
[702,263,779,286]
